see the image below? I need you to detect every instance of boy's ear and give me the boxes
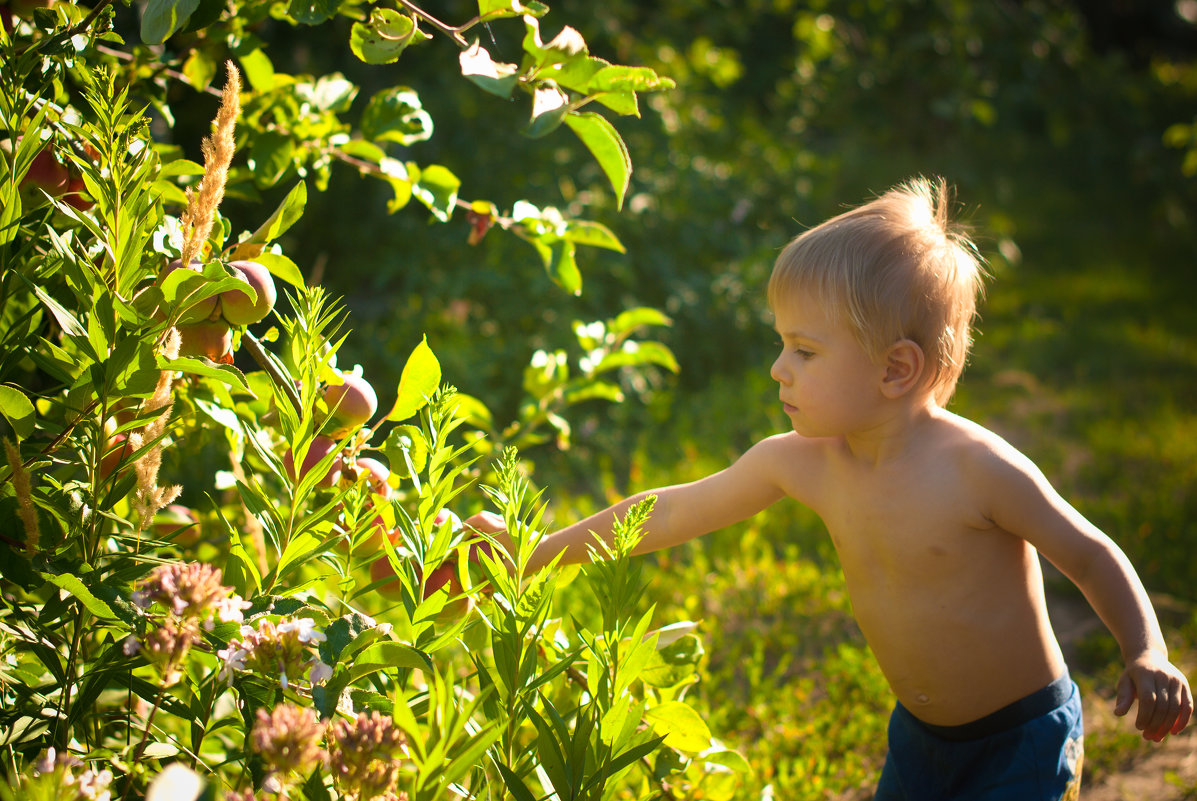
[880,339,925,398]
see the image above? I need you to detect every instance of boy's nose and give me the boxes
[770,355,787,385]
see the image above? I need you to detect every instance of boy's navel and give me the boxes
[915,692,930,704]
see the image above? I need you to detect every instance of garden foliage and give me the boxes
[0,1,748,798]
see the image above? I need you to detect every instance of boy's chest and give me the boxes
[812,462,998,580]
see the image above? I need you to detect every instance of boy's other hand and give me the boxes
[463,511,516,571]
[1114,652,1193,741]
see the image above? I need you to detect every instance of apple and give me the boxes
[177,320,233,362]
[321,373,378,437]
[219,260,277,326]
[283,435,343,489]
[22,148,71,198]
[99,433,133,479]
[152,504,201,544]
[353,456,391,498]
[161,260,220,323]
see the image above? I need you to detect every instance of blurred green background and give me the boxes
[206,1,1197,795]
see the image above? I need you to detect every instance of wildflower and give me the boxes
[218,617,329,689]
[308,659,333,685]
[28,748,114,801]
[327,711,408,800]
[138,618,202,684]
[250,703,326,795]
[132,561,244,625]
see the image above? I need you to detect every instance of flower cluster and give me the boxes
[131,561,250,628]
[123,561,250,684]
[28,748,114,801]
[250,703,326,795]
[217,616,331,689]
[328,711,408,799]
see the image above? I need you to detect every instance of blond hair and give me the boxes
[768,177,986,404]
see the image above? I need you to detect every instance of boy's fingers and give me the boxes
[1113,672,1135,717]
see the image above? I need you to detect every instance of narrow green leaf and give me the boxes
[160,356,252,393]
[387,337,441,421]
[565,112,631,209]
[238,181,307,250]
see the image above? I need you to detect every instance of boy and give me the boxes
[473,177,1192,799]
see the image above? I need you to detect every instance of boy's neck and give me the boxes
[842,394,941,467]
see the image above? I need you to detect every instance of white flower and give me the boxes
[121,635,141,656]
[215,594,252,624]
[216,645,248,684]
[278,617,326,644]
[308,659,333,685]
[32,747,56,776]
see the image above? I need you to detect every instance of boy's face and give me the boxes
[770,288,886,438]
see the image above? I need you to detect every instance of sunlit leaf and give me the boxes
[387,337,441,421]
[565,112,631,208]
[459,41,519,98]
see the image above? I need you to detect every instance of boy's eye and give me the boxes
[795,348,814,359]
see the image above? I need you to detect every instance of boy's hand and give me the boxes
[1114,651,1193,741]
[463,511,516,573]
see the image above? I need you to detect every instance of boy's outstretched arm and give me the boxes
[523,435,794,573]
[982,443,1193,742]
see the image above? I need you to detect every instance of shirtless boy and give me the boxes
[474,177,1193,799]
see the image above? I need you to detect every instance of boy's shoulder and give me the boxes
[924,410,1052,500]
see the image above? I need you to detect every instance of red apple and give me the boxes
[161,260,220,323]
[321,373,378,436]
[283,435,343,489]
[177,320,233,362]
[21,148,71,198]
[152,504,201,544]
[353,456,391,498]
[99,433,133,479]
[219,260,277,326]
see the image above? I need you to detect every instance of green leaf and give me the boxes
[160,356,252,393]
[0,385,36,439]
[362,87,433,146]
[459,41,519,98]
[182,48,218,90]
[350,9,428,65]
[252,251,305,289]
[477,0,547,21]
[524,85,569,139]
[565,112,631,209]
[235,181,308,254]
[238,48,275,92]
[140,0,200,44]
[644,701,711,752]
[412,164,460,222]
[289,0,338,25]
[248,131,295,189]
[41,572,117,620]
[387,338,441,421]
[564,219,625,253]
[611,306,671,335]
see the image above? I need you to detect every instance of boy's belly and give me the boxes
[850,578,1068,727]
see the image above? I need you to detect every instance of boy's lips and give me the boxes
[781,399,798,414]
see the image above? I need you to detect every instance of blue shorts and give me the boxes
[874,672,1084,801]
